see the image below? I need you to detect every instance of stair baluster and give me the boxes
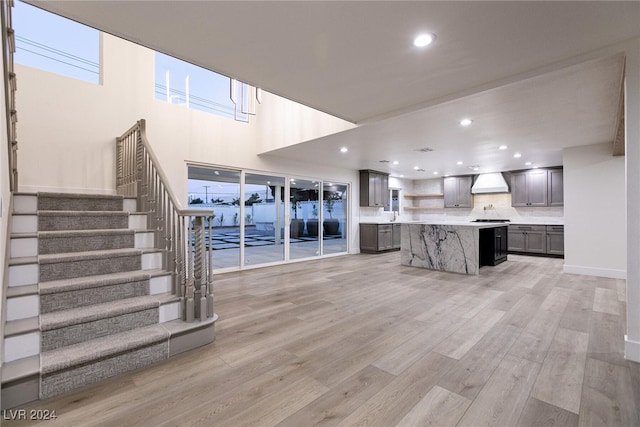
[116,119,214,322]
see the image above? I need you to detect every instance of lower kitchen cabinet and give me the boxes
[508,225,546,254]
[546,225,565,255]
[508,224,563,256]
[392,223,401,249]
[480,226,508,266]
[360,223,400,253]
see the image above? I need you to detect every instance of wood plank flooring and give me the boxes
[5,253,640,426]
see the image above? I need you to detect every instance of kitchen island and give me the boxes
[400,221,508,275]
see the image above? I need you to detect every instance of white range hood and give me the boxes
[471,172,509,194]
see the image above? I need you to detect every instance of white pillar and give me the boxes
[625,38,640,363]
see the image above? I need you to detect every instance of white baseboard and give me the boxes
[563,264,626,279]
[19,185,117,196]
[625,335,640,363]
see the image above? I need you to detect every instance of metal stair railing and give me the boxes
[116,119,214,322]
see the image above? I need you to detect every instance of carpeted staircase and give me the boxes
[2,192,215,408]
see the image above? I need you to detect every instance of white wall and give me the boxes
[0,33,9,369]
[17,34,355,197]
[563,142,626,278]
[624,39,640,362]
[16,33,363,251]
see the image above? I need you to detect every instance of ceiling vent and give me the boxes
[379,160,390,163]
[414,147,434,153]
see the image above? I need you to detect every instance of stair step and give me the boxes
[39,228,135,255]
[5,316,39,338]
[10,234,38,258]
[40,325,169,399]
[38,211,129,231]
[13,193,37,213]
[40,296,160,351]
[11,213,37,233]
[37,193,124,212]
[39,248,142,282]
[40,271,151,313]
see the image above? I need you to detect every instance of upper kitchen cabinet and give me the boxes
[444,176,473,208]
[511,169,549,207]
[360,170,389,207]
[547,168,564,206]
[511,168,563,207]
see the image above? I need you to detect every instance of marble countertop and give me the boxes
[360,219,564,226]
[399,220,509,228]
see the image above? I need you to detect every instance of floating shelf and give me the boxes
[404,193,444,198]
[404,206,445,210]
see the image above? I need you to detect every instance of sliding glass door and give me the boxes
[188,165,349,271]
[243,173,285,266]
[322,182,348,255]
[289,178,320,260]
[187,167,240,269]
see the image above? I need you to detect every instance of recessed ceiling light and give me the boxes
[340,147,348,153]
[473,167,480,171]
[457,161,463,165]
[499,145,508,150]
[459,118,473,127]
[413,166,420,170]
[532,166,539,169]
[525,161,532,166]
[413,33,435,47]
[214,171,220,175]
[399,175,404,178]
[392,160,399,165]
[433,171,439,175]
[513,153,522,158]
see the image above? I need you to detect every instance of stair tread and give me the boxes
[5,316,39,337]
[7,283,38,298]
[39,248,142,264]
[37,192,124,200]
[41,295,161,331]
[40,270,152,294]
[41,324,170,374]
[8,256,37,266]
[38,210,129,216]
[10,232,37,239]
[39,228,135,237]
[1,355,39,384]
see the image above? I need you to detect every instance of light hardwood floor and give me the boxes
[5,253,640,426]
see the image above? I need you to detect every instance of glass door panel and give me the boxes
[322,182,348,255]
[290,178,320,260]
[188,167,240,270]
[244,173,285,266]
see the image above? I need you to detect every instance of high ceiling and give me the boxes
[27,1,639,179]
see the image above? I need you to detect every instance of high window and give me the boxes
[14,0,100,84]
[154,52,256,122]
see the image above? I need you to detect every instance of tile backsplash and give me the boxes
[409,192,563,223]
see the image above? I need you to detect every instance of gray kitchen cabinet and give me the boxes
[547,169,564,206]
[443,176,473,208]
[392,223,401,249]
[360,223,397,253]
[360,170,389,208]
[508,225,547,254]
[511,169,548,207]
[546,225,565,255]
